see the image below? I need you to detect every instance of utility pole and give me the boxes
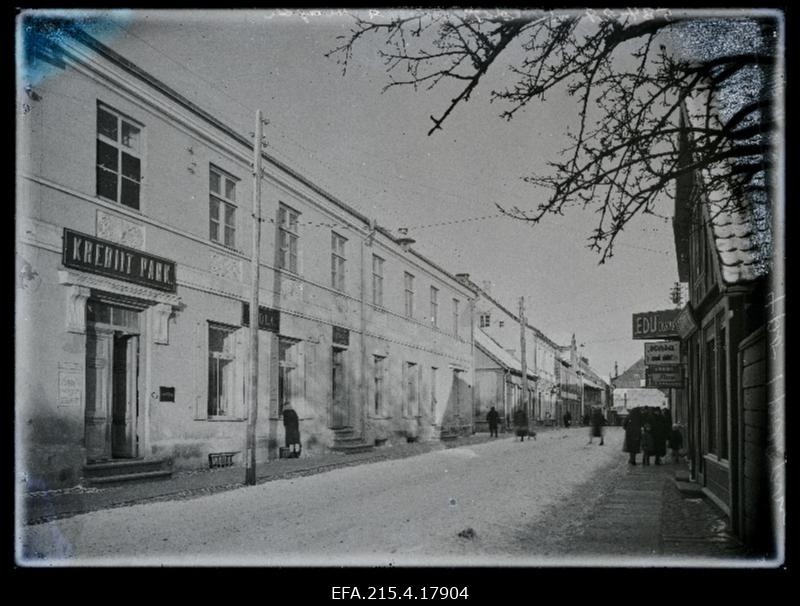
[519,297,527,419]
[245,109,264,486]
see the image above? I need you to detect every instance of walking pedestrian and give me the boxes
[652,408,668,465]
[622,407,642,465]
[513,407,528,442]
[282,403,301,458]
[587,406,605,445]
[563,410,572,428]
[669,423,684,463]
[486,406,500,438]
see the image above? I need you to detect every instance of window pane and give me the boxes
[210,220,219,242]
[278,207,286,227]
[224,226,235,247]
[121,122,140,152]
[225,178,236,201]
[97,108,117,140]
[209,327,225,352]
[97,167,117,201]
[121,153,140,181]
[210,198,220,220]
[224,203,235,227]
[210,170,221,195]
[121,179,140,210]
[97,140,118,171]
[289,212,298,231]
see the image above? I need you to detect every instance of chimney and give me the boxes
[454,273,470,285]
[396,227,415,252]
[481,280,493,295]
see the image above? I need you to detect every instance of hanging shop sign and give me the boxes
[676,303,698,339]
[242,302,280,332]
[62,228,176,292]
[644,341,681,365]
[632,308,680,340]
[645,364,684,388]
[332,325,350,347]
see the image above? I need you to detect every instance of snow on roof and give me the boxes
[475,329,537,380]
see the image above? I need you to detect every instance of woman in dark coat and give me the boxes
[513,407,528,441]
[588,407,605,445]
[282,403,301,457]
[652,408,668,465]
[622,407,643,465]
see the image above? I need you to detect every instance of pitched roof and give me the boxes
[475,329,538,381]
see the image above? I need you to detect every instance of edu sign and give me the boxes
[632,309,680,340]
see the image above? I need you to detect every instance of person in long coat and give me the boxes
[282,403,301,457]
[652,408,668,465]
[513,407,528,441]
[588,406,605,445]
[486,406,500,438]
[622,407,643,465]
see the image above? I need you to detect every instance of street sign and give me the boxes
[644,341,681,365]
[645,364,684,388]
[632,309,680,340]
[676,303,698,339]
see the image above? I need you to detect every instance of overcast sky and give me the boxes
[30,8,687,379]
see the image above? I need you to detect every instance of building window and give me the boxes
[278,338,299,416]
[278,205,300,273]
[705,327,717,455]
[718,318,729,460]
[372,255,384,306]
[208,323,244,418]
[404,272,415,318]
[499,320,505,328]
[479,313,491,328]
[430,286,439,327]
[374,355,385,415]
[453,299,460,336]
[209,166,237,247]
[96,104,142,210]
[331,232,347,291]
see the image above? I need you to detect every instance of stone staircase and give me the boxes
[331,427,374,455]
[82,457,173,486]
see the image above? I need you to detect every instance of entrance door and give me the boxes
[331,347,348,427]
[85,300,140,461]
[112,333,139,458]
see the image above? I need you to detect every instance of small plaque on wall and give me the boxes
[159,386,175,402]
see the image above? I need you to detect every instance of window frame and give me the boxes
[453,298,460,336]
[372,254,384,307]
[404,272,415,318]
[96,103,143,210]
[207,322,245,420]
[331,232,347,292]
[430,285,439,327]
[373,355,386,416]
[277,204,300,274]
[209,165,239,249]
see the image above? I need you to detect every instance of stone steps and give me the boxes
[331,427,374,455]
[83,457,173,485]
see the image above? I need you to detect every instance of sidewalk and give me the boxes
[550,453,749,563]
[22,430,506,525]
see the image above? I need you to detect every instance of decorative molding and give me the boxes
[209,250,242,282]
[151,303,172,344]
[64,284,91,334]
[96,209,145,249]
[178,263,244,301]
[59,269,181,340]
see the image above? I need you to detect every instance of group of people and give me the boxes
[485,406,535,441]
[622,406,683,466]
